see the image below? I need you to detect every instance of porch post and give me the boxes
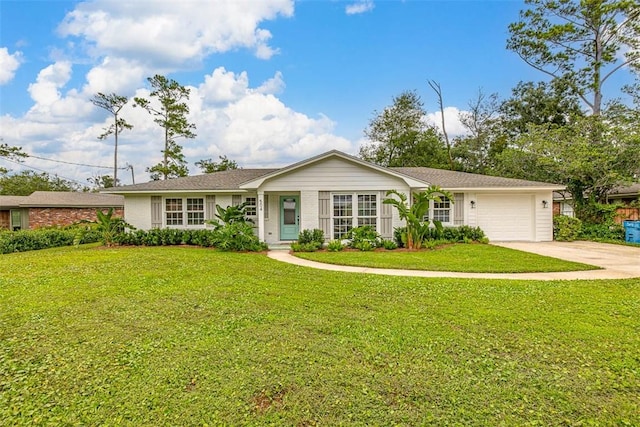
[257,191,265,242]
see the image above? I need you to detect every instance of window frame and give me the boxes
[331,192,378,240]
[164,197,206,228]
[422,195,453,225]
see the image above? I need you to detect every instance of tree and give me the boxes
[0,141,27,174]
[499,79,584,136]
[0,170,79,195]
[507,0,640,116]
[134,75,196,180]
[87,175,118,189]
[195,155,239,173]
[91,92,133,186]
[495,115,640,217]
[359,91,449,168]
[383,186,453,250]
[452,90,507,174]
[427,80,454,169]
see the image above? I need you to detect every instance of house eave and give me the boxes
[102,189,251,196]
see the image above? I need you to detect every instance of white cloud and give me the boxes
[3,66,355,183]
[0,47,22,85]
[425,106,469,137]
[345,0,375,15]
[58,0,294,65]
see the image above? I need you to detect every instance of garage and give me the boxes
[476,194,534,241]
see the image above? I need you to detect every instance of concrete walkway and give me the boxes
[267,241,640,281]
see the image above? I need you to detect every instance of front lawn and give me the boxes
[294,243,598,273]
[1,246,638,425]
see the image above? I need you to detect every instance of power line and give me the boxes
[26,154,130,170]
[0,157,89,187]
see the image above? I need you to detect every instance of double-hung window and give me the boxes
[186,198,205,225]
[244,197,257,220]
[357,194,377,227]
[432,196,451,223]
[333,194,353,239]
[165,198,183,225]
[332,193,377,239]
[165,197,205,226]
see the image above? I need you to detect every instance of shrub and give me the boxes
[553,216,582,241]
[214,222,266,252]
[291,242,322,252]
[394,227,407,248]
[298,229,325,246]
[327,240,344,252]
[381,239,398,250]
[347,225,381,250]
[579,223,625,241]
[441,225,488,243]
[0,226,101,254]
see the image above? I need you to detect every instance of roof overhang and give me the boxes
[239,150,430,189]
[439,185,566,192]
[101,189,250,195]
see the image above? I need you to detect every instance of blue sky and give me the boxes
[0,0,571,185]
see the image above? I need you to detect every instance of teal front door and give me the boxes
[279,196,300,240]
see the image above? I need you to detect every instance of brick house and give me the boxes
[0,191,124,231]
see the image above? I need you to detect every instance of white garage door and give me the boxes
[477,194,534,241]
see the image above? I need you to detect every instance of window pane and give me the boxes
[333,194,352,217]
[245,197,257,216]
[333,218,352,240]
[166,198,182,211]
[187,212,204,225]
[187,198,204,211]
[432,196,451,223]
[166,212,183,225]
[358,217,377,228]
[357,194,376,217]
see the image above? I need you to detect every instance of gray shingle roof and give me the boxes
[104,169,278,192]
[392,167,562,189]
[0,195,28,208]
[103,156,562,194]
[20,191,124,207]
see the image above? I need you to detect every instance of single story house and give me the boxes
[103,150,563,242]
[0,191,125,231]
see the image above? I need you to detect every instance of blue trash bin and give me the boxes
[623,220,640,243]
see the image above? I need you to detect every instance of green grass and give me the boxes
[294,243,599,273]
[1,246,639,426]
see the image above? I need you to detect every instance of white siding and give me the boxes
[124,196,152,230]
[300,190,318,232]
[260,157,407,191]
[534,191,554,241]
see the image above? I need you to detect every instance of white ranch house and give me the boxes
[103,150,564,243]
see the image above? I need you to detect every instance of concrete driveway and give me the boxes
[268,241,640,281]
[492,241,640,280]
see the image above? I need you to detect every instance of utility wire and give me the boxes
[0,157,89,187]
[26,154,130,170]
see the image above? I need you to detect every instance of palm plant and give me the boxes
[383,186,453,250]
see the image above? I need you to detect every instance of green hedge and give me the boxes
[0,227,101,254]
[115,224,267,252]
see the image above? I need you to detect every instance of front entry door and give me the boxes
[279,196,300,240]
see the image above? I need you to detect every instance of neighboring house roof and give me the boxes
[609,183,640,198]
[0,195,28,209]
[1,191,124,208]
[103,150,564,194]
